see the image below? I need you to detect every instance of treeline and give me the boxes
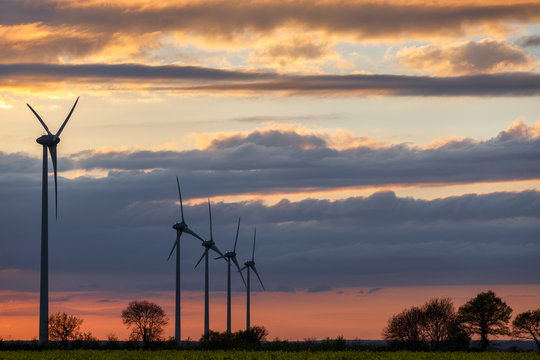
[382,290,540,351]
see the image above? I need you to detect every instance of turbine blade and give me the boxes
[27,103,52,136]
[233,217,240,252]
[176,176,185,222]
[184,227,204,242]
[251,265,265,291]
[55,97,79,137]
[232,257,246,287]
[48,145,58,219]
[252,228,257,262]
[214,255,225,260]
[194,249,207,269]
[210,244,224,258]
[167,231,181,261]
[239,265,247,272]
[207,199,213,240]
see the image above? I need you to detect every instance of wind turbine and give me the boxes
[167,176,204,344]
[194,199,225,337]
[215,217,246,335]
[27,97,79,344]
[241,228,265,331]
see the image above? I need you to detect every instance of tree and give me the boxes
[383,306,425,349]
[422,298,459,350]
[458,290,512,350]
[48,312,83,348]
[513,309,540,352]
[236,325,269,344]
[383,298,470,351]
[121,300,168,346]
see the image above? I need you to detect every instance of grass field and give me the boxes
[0,351,539,360]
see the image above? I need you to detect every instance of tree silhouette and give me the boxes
[458,290,512,350]
[383,306,425,349]
[422,297,466,350]
[512,309,540,352]
[383,297,468,350]
[48,312,83,348]
[121,300,168,346]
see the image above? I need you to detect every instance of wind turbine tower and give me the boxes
[27,97,79,344]
[241,228,265,331]
[167,177,204,344]
[195,199,224,337]
[215,218,246,334]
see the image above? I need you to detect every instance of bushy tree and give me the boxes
[48,312,83,348]
[458,290,512,350]
[121,300,168,346]
[513,309,540,352]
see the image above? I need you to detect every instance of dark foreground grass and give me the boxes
[0,351,539,360]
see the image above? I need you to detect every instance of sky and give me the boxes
[1,0,540,341]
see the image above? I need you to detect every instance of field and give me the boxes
[1,351,539,360]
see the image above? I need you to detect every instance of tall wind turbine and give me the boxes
[195,199,225,337]
[27,97,79,344]
[215,218,246,335]
[167,176,204,344]
[241,228,265,331]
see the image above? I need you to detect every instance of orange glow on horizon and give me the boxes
[2,284,539,341]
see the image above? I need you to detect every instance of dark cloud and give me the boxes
[519,35,540,47]
[367,287,383,294]
[2,63,540,96]
[1,126,539,294]
[1,125,539,201]
[307,285,334,293]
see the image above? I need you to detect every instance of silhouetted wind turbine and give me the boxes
[168,176,204,344]
[195,199,225,337]
[27,97,79,344]
[215,217,246,334]
[241,228,265,331]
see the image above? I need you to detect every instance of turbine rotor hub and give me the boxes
[245,260,255,266]
[224,251,235,258]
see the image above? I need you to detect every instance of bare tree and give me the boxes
[48,312,83,348]
[513,309,540,352]
[458,290,512,350]
[383,298,469,350]
[422,298,457,349]
[121,300,168,346]
[383,306,425,349]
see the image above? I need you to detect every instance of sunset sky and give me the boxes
[1,0,540,341]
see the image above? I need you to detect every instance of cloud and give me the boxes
[2,121,539,199]
[307,285,334,293]
[397,39,535,75]
[367,287,383,294]
[519,35,540,47]
[3,0,540,59]
[1,122,539,293]
[2,63,540,96]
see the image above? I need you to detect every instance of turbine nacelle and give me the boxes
[36,135,60,146]
[202,239,215,248]
[172,221,187,231]
[224,251,236,258]
[244,260,255,267]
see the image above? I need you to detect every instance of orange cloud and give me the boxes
[397,39,535,75]
[3,0,540,66]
